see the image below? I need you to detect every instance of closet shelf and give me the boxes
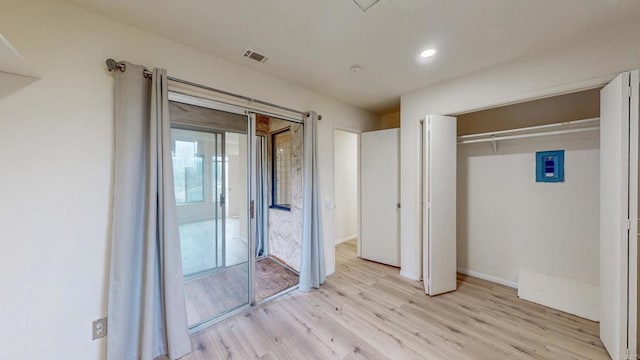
[0,34,38,78]
[457,117,600,152]
[0,33,40,98]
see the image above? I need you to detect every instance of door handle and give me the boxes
[250,200,255,219]
[397,203,401,209]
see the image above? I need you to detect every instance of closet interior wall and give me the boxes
[456,88,602,320]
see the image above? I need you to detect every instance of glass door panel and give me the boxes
[223,132,249,267]
[170,101,250,329]
[172,129,221,276]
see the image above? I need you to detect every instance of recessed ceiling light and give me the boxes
[420,49,437,58]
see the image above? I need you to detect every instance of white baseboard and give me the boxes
[335,235,357,245]
[518,268,599,321]
[457,267,518,289]
[400,270,421,281]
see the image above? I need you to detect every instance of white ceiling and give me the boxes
[67,0,640,114]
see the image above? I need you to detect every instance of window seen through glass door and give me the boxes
[272,129,291,209]
[172,140,204,203]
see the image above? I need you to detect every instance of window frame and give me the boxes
[270,127,292,211]
[172,139,206,205]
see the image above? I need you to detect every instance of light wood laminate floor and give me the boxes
[183,240,609,360]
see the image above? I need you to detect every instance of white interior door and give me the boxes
[423,114,457,296]
[600,70,639,360]
[361,129,400,267]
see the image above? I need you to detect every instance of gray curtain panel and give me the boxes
[299,111,326,291]
[256,136,267,258]
[108,63,191,360]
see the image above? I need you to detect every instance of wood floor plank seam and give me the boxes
[184,240,609,360]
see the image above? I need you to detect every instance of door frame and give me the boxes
[248,113,257,307]
[167,90,307,331]
[332,125,362,271]
[628,71,639,359]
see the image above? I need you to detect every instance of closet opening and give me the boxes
[455,87,602,320]
[453,74,640,359]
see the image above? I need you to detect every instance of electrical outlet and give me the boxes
[92,318,107,340]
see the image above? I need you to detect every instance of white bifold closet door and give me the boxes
[361,128,400,267]
[600,70,639,360]
[422,114,457,296]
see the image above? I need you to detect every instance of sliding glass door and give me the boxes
[168,93,303,329]
[169,98,253,330]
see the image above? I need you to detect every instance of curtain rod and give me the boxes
[105,58,314,118]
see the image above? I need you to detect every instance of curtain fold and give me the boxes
[299,111,326,291]
[108,63,191,360]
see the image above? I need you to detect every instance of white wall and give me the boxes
[333,130,358,244]
[400,19,640,281]
[0,0,377,358]
[458,132,600,318]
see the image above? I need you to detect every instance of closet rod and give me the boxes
[105,58,312,118]
[457,117,599,140]
[458,126,599,145]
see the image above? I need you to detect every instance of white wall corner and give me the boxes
[335,235,357,245]
[400,270,421,281]
[457,267,518,289]
[517,268,599,321]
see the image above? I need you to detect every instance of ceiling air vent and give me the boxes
[352,0,381,12]
[243,49,269,64]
